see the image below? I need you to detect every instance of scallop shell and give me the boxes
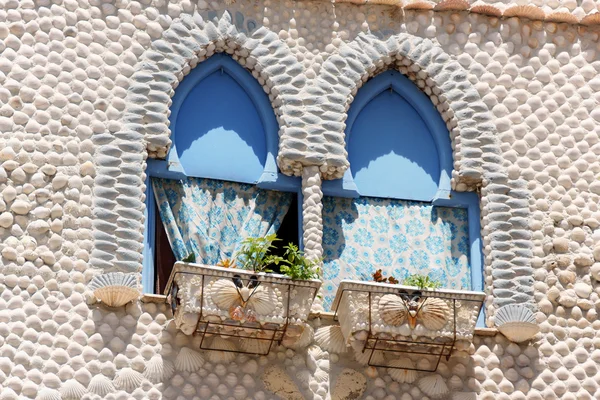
[495,304,536,325]
[206,336,237,363]
[60,379,87,400]
[88,272,139,307]
[418,374,449,398]
[469,5,502,17]
[433,0,469,11]
[314,369,329,383]
[314,325,347,354]
[240,338,272,354]
[581,13,600,25]
[282,324,314,349]
[498,321,540,343]
[419,298,450,330]
[354,349,386,366]
[388,358,418,383]
[403,1,434,10]
[113,368,144,392]
[87,375,115,396]
[379,294,408,326]
[174,347,205,372]
[247,286,278,315]
[544,12,579,24]
[210,279,240,309]
[144,355,175,383]
[37,389,61,400]
[503,5,545,21]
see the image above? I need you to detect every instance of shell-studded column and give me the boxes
[302,166,324,263]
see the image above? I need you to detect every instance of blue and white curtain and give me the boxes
[152,177,292,264]
[321,196,471,310]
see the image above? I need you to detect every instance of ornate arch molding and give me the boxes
[310,33,535,317]
[91,12,305,274]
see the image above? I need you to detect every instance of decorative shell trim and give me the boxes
[87,375,116,396]
[314,325,347,354]
[494,304,539,343]
[60,379,87,400]
[418,374,450,399]
[503,5,546,21]
[88,272,139,307]
[434,0,470,11]
[403,1,434,10]
[206,336,238,363]
[544,12,580,24]
[113,368,144,392]
[144,355,175,383]
[469,5,502,18]
[388,358,418,383]
[174,347,205,372]
[581,13,600,26]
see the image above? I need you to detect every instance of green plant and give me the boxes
[279,243,320,280]
[402,274,442,290]
[181,253,196,263]
[235,234,284,273]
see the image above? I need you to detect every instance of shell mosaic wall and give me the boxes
[0,0,600,399]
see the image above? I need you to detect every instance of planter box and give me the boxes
[165,262,321,343]
[332,280,485,370]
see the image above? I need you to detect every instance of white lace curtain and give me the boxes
[152,177,292,265]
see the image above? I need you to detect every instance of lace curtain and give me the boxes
[152,177,292,264]
[321,196,471,310]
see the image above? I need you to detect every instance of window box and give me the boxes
[332,280,485,371]
[165,262,321,354]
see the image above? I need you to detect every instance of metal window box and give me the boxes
[332,280,485,372]
[165,262,321,355]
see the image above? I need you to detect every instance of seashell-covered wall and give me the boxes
[0,0,599,399]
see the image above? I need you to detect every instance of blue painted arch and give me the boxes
[323,70,452,202]
[164,53,281,185]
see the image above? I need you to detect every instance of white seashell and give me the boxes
[87,374,115,396]
[379,294,408,326]
[314,325,347,354]
[113,368,144,392]
[210,279,240,309]
[314,369,329,383]
[282,324,314,349]
[495,304,539,343]
[206,336,237,363]
[60,379,87,400]
[418,374,449,398]
[38,388,61,400]
[240,338,271,354]
[433,0,469,11]
[144,355,174,383]
[175,347,205,372]
[388,358,418,383]
[246,286,278,315]
[419,298,450,330]
[354,349,386,366]
[88,273,139,307]
[331,369,367,400]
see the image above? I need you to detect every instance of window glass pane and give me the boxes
[322,196,471,310]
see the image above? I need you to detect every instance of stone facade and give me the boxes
[0,0,600,399]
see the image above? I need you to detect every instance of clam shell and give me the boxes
[87,375,115,396]
[144,355,175,383]
[469,5,502,17]
[206,336,237,363]
[210,279,240,310]
[544,12,579,24]
[174,347,205,372]
[379,294,408,326]
[60,379,87,400]
[434,0,469,11]
[354,349,386,366]
[418,374,449,398]
[240,338,272,354]
[503,5,546,21]
[282,324,314,349]
[314,369,329,383]
[247,286,278,315]
[497,321,540,343]
[388,358,418,383]
[581,13,600,25]
[314,325,347,354]
[419,298,450,330]
[494,304,536,325]
[37,389,61,400]
[403,1,434,10]
[88,272,139,307]
[113,368,144,392]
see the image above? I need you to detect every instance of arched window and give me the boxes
[321,71,483,320]
[143,54,301,294]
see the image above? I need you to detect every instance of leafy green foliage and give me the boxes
[181,253,196,263]
[279,243,320,280]
[402,274,442,290]
[235,234,284,273]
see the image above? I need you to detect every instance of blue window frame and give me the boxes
[143,54,301,294]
